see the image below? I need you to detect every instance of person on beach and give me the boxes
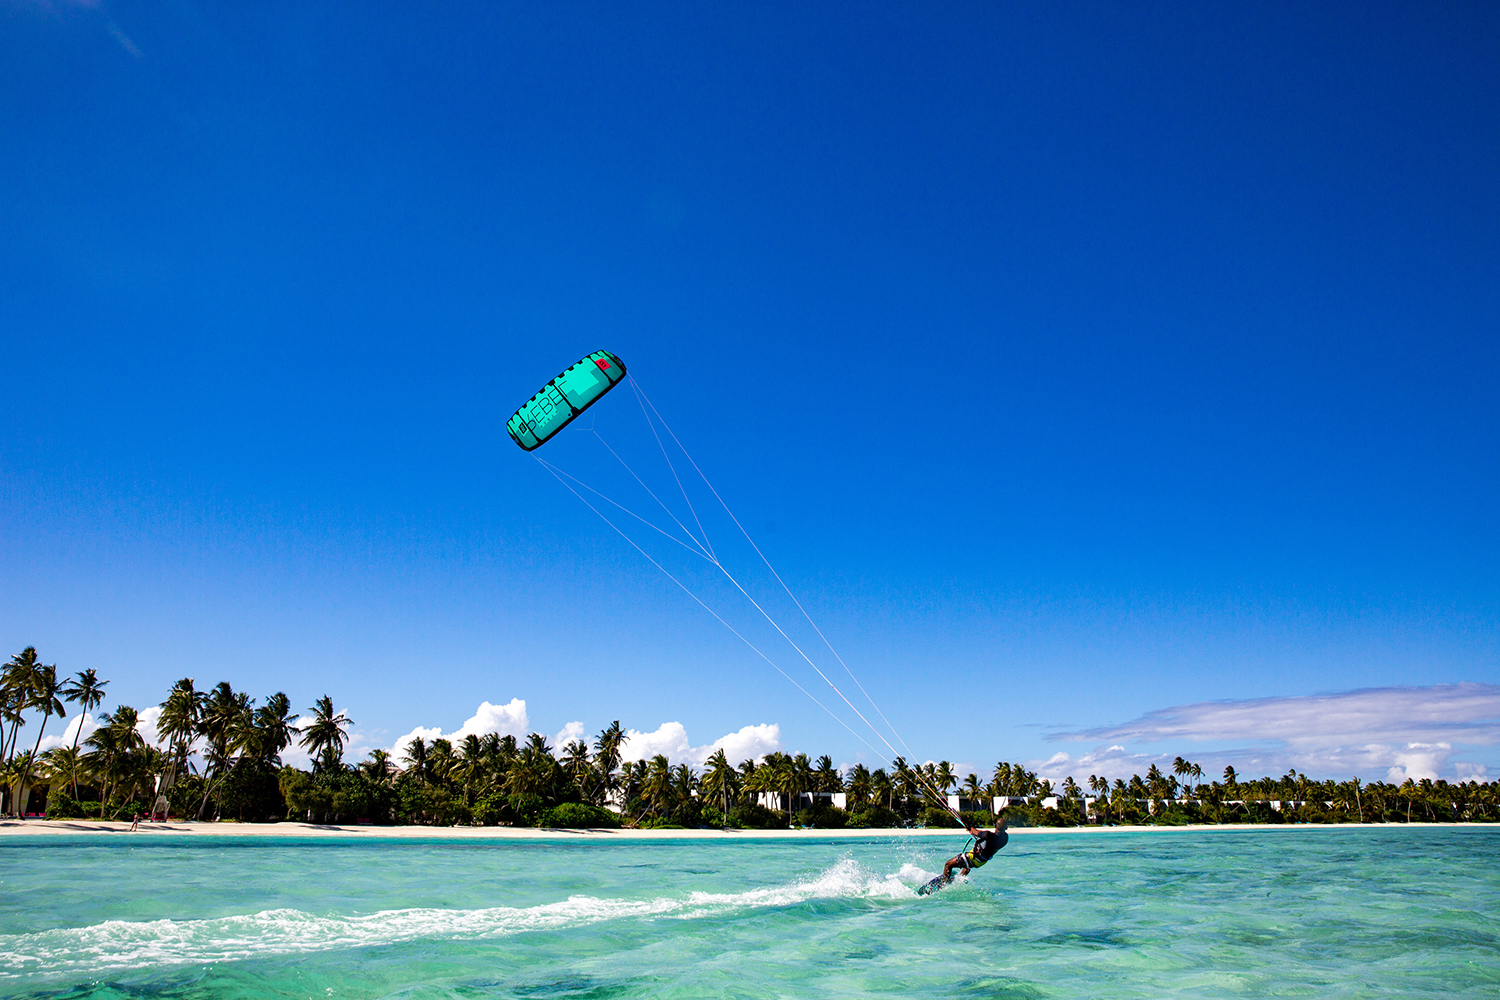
[939,815,1008,884]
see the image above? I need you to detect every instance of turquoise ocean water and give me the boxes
[2,828,1496,999]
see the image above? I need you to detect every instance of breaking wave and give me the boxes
[0,857,917,978]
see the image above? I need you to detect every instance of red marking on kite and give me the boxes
[595,358,611,371]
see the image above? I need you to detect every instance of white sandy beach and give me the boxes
[2,819,1490,839]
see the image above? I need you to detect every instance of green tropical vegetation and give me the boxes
[3,648,1497,827]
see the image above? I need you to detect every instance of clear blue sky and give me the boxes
[3,2,1497,782]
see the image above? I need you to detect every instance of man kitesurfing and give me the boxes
[918,815,1009,895]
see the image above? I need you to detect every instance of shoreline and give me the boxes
[2,819,1496,840]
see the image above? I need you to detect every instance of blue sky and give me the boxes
[3,1,1498,783]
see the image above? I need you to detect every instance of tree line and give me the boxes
[4,649,1497,827]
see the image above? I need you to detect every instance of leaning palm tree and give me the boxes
[2,752,34,817]
[14,664,65,817]
[2,648,42,763]
[155,678,202,809]
[0,686,23,766]
[671,763,696,821]
[85,706,147,817]
[298,696,353,774]
[194,684,253,819]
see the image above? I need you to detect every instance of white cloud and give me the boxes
[620,722,781,768]
[388,699,530,761]
[1386,743,1449,782]
[1030,740,1489,787]
[136,705,168,749]
[553,721,587,753]
[710,724,781,766]
[1054,684,1500,748]
[36,713,100,754]
[1036,684,1500,784]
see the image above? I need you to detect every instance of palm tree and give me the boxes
[60,668,108,753]
[299,696,353,774]
[793,754,816,818]
[0,686,23,766]
[935,761,956,796]
[363,748,395,784]
[252,693,296,763]
[15,664,65,818]
[671,763,696,821]
[590,722,624,807]
[402,737,430,783]
[1088,774,1109,823]
[457,734,487,805]
[194,683,252,819]
[2,648,42,763]
[846,764,872,810]
[157,679,201,755]
[814,754,842,794]
[642,754,674,819]
[561,739,592,798]
[85,706,147,817]
[1146,763,1171,804]
[41,746,89,806]
[154,679,201,809]
[2,752,33,817]
[701,749,738,823]
[428,739,456,786]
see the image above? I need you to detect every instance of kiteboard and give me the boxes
[915,874,952,896]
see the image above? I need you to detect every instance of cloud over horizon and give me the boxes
[1052,684,1500,748]
[387,698,531,761]
[1037,684,1500,784]
[619,721,782,768]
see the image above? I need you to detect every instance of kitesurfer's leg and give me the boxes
[941,854,971,882]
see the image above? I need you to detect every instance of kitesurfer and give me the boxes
[940,815,1008,884]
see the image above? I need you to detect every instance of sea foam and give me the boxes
[0,857,914,978]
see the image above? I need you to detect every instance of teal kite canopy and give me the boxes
[506,350,627,450]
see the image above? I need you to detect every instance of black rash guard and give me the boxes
[970,829,1008,864]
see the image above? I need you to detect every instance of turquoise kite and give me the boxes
[506,350,627,450]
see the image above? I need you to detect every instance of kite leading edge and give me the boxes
[506,350,626,451]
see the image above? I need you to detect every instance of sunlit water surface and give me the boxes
[1,828,1496,999]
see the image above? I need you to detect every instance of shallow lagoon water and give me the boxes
[2,827,1496,999]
